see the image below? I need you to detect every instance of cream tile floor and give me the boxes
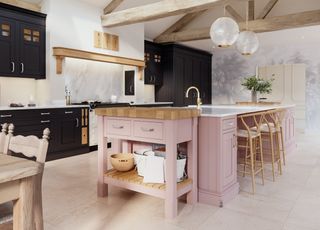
[41,133,320,230]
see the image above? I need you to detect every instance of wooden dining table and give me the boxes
[0,153,43,230]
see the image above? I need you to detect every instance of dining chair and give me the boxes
[0,124,50,230]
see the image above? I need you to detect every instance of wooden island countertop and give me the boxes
[95,107,200,120]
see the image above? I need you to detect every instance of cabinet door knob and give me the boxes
[11,62,15,73]
[20,63,24,73]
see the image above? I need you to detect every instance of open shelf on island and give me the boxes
[104,169,193,199]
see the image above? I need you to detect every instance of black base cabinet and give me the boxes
[154,43,212,107]
[0,107,89,161]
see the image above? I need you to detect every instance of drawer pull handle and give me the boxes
[76,118,79,128]
[41,120,51,124]
[228,122,234,126]
[112,125,124,129]
[41,112,50,115]
[11,62,15,73]
[141,127,154,132]
[0,115,12,118]
[20,63,24,73]
[65,111,74,114]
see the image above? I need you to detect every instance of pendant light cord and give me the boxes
[246,1,249,30]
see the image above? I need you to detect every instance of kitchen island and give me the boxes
[198,104,295,207]
[95,107,200,219]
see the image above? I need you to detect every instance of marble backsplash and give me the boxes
[64,58,142,103]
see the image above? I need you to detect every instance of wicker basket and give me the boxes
[110,153,134,172]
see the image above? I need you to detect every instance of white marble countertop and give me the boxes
[196,104,295,118]
[0,104,89,111]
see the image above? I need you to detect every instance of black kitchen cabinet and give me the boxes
[0,107,89,161]
[0,3,46,79]
[155,44,212,106]
[144,40,163,85]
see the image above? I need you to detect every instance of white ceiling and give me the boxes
[21,0,320,52]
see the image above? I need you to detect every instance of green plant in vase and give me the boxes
[241,76,274,103]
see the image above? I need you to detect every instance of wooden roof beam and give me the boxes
[257,0,279,19]
[101,0,227,27]
[1,0,41,12]
[154,10,206,43]
[155,9,320,43]
[225,5,244,22]
[103,0,124,14]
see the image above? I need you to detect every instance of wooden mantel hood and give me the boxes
[52,47,145,79]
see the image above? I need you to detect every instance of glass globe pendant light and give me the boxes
[236,31,259,55]
[236,2,259,55]
[210,6,239,48]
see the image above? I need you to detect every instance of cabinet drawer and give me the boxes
[222,118,236,131]
[105,119,131,136]
[133,121,163,140]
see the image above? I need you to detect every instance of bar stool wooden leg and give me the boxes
[243,139,249,177]
[269,132,276,182]
[258,134,265,185]
[280,127,286,165]
[249,138,256,194]
[275,132,282,175]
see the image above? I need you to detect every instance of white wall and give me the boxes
[0,78,36,105]
[0,0,153,106]
[211,25,320,132]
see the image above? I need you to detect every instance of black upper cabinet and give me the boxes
[0,16,16,77]
[155,44,212,107]
[144,41,163,85]
[0,3,46,79]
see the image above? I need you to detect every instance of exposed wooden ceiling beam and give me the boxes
[257,0,279,19]
[225,5,244,22]
[155,9,320,43]
[154,10,206,43]
[248,0,255,20]
[0,0,41,12]
[103,0,124,15]
[101,0,227,27]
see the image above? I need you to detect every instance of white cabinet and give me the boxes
[259,64,306,131]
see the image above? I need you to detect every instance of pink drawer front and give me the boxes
[105,119,131,136]
[222,118,236,131]
[133,121,163,140]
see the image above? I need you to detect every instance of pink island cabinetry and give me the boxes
[95,107,200,219]
[198,105,296,207]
